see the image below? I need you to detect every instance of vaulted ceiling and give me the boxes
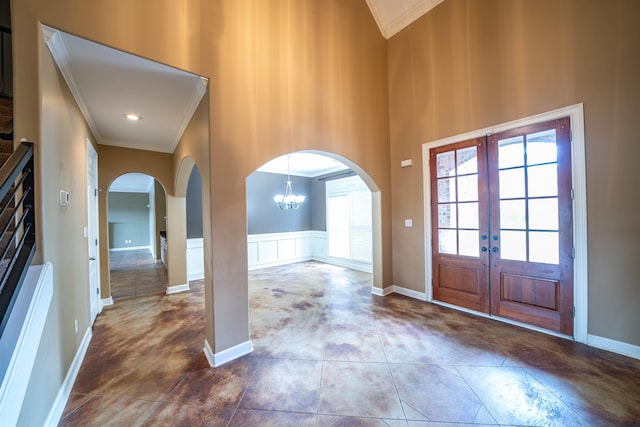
[366,0,444,39]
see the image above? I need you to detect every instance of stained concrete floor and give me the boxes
[60,261,640,426]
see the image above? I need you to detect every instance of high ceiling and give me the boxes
[366,0,444,39]
[41,1,443,187]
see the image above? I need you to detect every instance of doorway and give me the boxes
[247,152,377,279]
[430,117,573,335]
[107,173,168,300]
[87,140,100,322]
[423,105,588,341]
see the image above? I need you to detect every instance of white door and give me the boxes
[87,141,100,323]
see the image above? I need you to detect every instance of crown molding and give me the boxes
[100,138,174,154]
[41,25,104,143]
[168,76,208,153]
[366,0,445,39]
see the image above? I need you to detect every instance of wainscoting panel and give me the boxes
[247,231,372,273]
[248,231,326,271]
[186,238,204,281]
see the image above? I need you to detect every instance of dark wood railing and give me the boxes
[1,25,12,98]
[0,142,36,337]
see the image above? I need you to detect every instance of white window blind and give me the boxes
[326,176,372,264]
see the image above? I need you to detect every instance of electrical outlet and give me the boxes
[74,319,78,335]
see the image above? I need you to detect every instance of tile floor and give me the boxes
[60,261,640,426]
[109,249,168,300]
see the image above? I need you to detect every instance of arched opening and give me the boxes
[107,172,168,300]
[173,155,207,296]
[185,165,205,283]
[246,150,383,356]
[246,151,380,277]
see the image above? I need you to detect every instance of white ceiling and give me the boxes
[110,173,155,193]
[40,1,442,187]
[42,26,207,154]
[257,153,349,178]
[366,0,445,39]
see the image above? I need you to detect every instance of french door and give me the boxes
[430,118,574,335]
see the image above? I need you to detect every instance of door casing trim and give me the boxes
[421,103,587,343]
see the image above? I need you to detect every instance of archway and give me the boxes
[246,151,381,285]
[107,173,168,300]
[185,166,205,283]
[246,151,384,354]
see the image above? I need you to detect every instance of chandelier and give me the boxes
[274,155,305,210]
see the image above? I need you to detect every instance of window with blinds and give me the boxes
[326,176,372,264]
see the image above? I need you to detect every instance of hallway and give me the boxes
[109,249,168,300]
[60,262,640,426]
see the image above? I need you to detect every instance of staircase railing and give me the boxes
[1,25,12,98]
[0,142,36,337]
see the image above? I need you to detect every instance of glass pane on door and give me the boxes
[526,129,557,165]
[437,152,456,178]
[500,230,527,261]
[435,146,480,257]
[528,164,558,197]
[529,231,559,264]
[498,136,524,168]
[497,128,560,264]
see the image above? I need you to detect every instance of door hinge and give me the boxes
[94,188,98,197]
[573,306,575,317]
[96,287,100,295]
[570,188,575,200]
[572,247,576,259]
[95,238,98,246]
[569,128,573,142]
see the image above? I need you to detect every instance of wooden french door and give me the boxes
[431,118,574,335]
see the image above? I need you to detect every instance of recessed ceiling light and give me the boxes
[124,113,142,121]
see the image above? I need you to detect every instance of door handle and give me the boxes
[89,256,96,261]
[492,247,499,253]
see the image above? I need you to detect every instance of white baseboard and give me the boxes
[100,297,113,308]
[384,286,640,361]
[393,285,427,301]
[108,246,152,253]
[325,256,373,274]
[371,285,426,300]
[166,284,190,295]
[188,272,204,281]
[248,256,312,271]
[588,334,640,360]
[44,327,92,427]
[203,339,253,368]
[372,286,393,296]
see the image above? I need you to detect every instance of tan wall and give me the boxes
[208,1,391,350]
[13,0,391,421]
[172,94,213,340]
[97,145,176,296]
[15,28,96,426]
[387,0,640,345]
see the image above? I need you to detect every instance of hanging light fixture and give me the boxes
[274,155,305,210]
